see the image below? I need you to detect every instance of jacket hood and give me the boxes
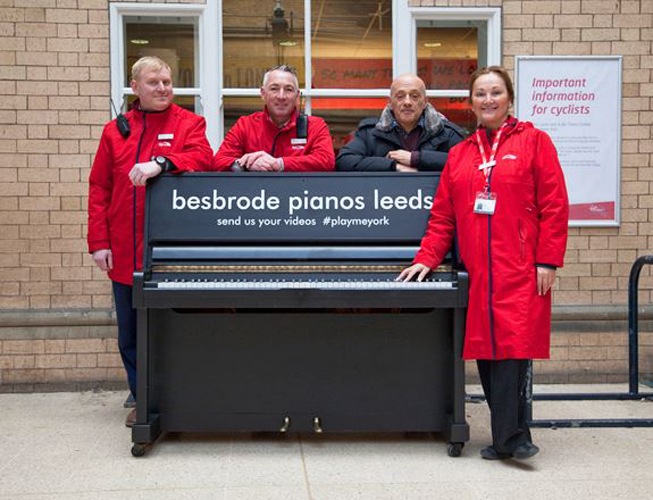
[375,102,445,134]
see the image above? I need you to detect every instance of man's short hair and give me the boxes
[131,56,172,82]
[262,64,299,89]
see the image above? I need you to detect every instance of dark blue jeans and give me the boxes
[112,281,137,399]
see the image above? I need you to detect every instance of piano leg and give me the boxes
[131,307,161,456]
[447,305,470,457]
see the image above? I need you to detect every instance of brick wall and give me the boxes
[1,308,651,392]
[0,0,652,390]
[415,1,653,304]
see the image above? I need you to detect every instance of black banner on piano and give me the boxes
[145,172,440,243]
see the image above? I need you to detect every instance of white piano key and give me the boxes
[156,279,454,291]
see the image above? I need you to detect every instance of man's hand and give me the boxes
[387,150,417,172]
[239,151,283,171]
[395,164,418,173]
[92,249,113,272]
[129,161,162,186]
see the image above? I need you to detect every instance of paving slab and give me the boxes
[0,385,651,500]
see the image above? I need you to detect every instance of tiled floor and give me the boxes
[0,386,652,499]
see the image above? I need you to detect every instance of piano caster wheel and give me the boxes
[279,416,291,433]
[447,442,464,457]
[131,443,148,457]
[312,416,323,434]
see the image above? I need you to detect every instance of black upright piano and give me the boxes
[131,172,469,457]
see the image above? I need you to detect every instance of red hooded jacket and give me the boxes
[87,102,214,285]
[414,119,569,360]
[213,108,335,171]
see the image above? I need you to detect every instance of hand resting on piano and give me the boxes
[396,263,431,283]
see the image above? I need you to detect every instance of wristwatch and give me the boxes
[153,155,176,172]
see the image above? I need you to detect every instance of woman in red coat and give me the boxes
[398,66,569,460]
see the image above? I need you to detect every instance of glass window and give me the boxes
[222,1,306,88]
[311,97,387,154]
[217,2,499,142]
[428,97,476,135]
[311,0,392,89]
[123,16,199,88]
[111,3,499,146]
[223,96,265,130]
[416,23,480,91]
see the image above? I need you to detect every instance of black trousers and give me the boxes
[112,281,137,399]
[477,359,532,454]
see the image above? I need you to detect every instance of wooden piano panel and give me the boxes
[147,307,453,433]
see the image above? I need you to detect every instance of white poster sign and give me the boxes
[515,56,622,226]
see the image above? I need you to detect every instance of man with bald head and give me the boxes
[336,73,465,172]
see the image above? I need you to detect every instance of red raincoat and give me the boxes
[87,102,214,285]
[414,119,569,360]
[213,109,335,171]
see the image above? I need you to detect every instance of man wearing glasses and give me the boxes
[213,65,335,172]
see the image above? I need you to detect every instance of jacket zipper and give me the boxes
[132,110,147,273]
[487,165,496,359]
[270,130,283,157]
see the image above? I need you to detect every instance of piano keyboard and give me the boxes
[155,278,454,291]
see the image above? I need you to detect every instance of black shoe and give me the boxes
[513,442,539,460]
[480,446,512,460]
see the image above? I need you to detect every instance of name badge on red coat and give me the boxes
[474,191,497,215]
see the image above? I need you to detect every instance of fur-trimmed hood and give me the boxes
[375,102,445,134]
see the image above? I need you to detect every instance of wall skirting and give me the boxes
[1,306,652,392]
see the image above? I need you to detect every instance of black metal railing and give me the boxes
[469,255,653,428]
[529,255,653,428]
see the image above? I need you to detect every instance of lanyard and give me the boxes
[475,122,507,189]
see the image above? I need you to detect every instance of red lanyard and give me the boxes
[475,122,507,190]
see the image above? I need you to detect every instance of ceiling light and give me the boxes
[423,42,442,48]
[278,40,297,47]
[130,39,149,45]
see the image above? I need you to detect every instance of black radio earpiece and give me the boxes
[296,91,307,139]
[110,99,131,138]
[296,114,307,139]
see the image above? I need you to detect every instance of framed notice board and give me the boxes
[515,56,622,226]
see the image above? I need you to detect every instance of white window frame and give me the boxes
[396,4,502,99]
[110,2,501,148]
[108,2,221,148]
[219,2,501,137]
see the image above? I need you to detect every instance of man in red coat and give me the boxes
[87,56,214,426]
[212,64,335,172]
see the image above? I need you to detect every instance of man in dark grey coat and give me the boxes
[336,74,465,172]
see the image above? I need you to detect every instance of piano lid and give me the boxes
[144,172,440,245]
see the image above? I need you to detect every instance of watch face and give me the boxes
[156,156,166,164]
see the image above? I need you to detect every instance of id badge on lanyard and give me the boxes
[474,191,497,215]
[473,124,505,216]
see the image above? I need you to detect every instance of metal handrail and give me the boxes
[528,254,653,428]
[628,254,653,396]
